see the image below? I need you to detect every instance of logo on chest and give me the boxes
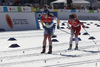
[43,19,52,23]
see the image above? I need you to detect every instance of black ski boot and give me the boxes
[68,44,72,50]
[41,46,46,54]
[48,46,52,54]
[74,44,78,50]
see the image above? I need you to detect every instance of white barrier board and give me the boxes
[0,12,39,31]
[58,12,100,20]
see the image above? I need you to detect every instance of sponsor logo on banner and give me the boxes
[6,14,13,29]
[6,14,29,29]
[9,8,16,11]
[8,7,18,12]
[21,7,31,12]
[35,11,57,19]
[78,15,98,20]
[23,8,25,11]
[12,18,29,25]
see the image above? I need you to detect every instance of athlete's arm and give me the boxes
[52,16,60,29]
[67,20,71,29]
[79,22,85,28]
[57,18,60,26]
[40,20,44,27]
[76,19,85,28]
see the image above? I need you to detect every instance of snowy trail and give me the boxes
[0,39,100,58]
[44,59,100,67]
[0,41,100,67]
[0,49,100,67]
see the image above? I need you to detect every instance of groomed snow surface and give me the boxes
[0,20,100,67]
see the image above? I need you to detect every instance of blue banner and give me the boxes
[35,11,57,19]
[3,7,8,12]
[71,10,76,12]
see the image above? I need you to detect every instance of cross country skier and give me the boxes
[67,14,85,50]
[40,9,60,54]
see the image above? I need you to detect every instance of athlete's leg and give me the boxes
[48,35,52,46]
[41,29,48,53]
[47,28,54,54]
[43,34,48,46]
[68,29,75,50]
[75,26,81,50]
[75,26,81,44]
[69,30,74,44]
[47,27,54,46]
[47,34,52,54]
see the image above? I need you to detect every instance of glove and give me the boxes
[79,32,81,35]
[82,25,85,28]
[57,25,60,29]
[43,25,47,29]
[68,27,71,29]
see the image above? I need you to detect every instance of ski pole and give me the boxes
[59,29,70,34]
[84,28,91,37]
[83,28,97,44]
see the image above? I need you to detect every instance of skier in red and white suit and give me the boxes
[67,14,85,50]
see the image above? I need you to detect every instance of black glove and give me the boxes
[57,25,60,29]
[43,25,47,29]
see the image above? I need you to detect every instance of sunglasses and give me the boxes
[42,12,47,15]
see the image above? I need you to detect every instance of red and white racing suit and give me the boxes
[67,18,85,44]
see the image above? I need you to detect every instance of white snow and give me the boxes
[0,20,100,67]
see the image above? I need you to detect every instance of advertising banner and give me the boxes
[35,11,58,19]
[0,12,40,31]
[58,12,100,20]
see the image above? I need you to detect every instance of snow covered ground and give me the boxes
[0,20,100,67]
